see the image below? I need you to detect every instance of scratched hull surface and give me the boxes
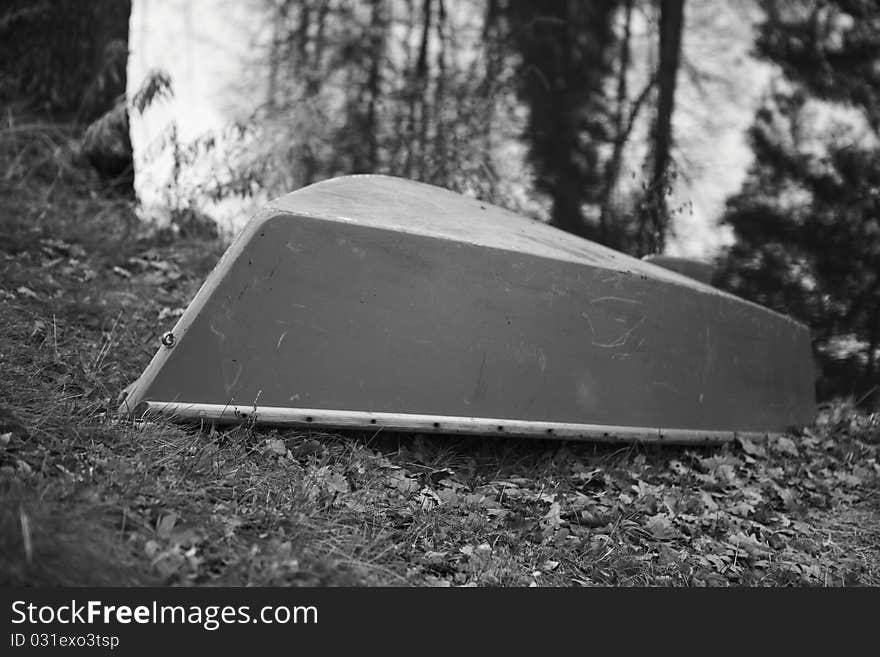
[121,175,816,442]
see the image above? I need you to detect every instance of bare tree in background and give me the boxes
[248,0,519,205]
[599,0,658,250]
[183,0,695,255]
[505,0,619,238]
[639,0,685,254]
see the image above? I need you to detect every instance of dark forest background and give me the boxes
[1,0,878,406]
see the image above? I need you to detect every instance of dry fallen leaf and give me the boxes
[727,532,772,558]
[264,438,287,456]
[645,513,677,540]
[773,436,799,457]
[422,551,448,564]
[542,501,564,529]
[737,436,767,458]
[157,512,179,539]
[658,543,680,565]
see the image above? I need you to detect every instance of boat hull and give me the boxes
[121,176,815,443]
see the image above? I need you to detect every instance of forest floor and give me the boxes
[1,116,879,587]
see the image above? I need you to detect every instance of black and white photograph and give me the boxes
[1,0,878,606]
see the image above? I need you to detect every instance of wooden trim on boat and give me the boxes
[130,401,783,445]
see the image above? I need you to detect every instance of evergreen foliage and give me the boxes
[718,0,880,401]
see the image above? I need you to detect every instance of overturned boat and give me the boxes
[121,175,815,443]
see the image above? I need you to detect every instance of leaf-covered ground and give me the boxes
[1,117,878,586]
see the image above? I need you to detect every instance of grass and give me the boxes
[1,111,878,587]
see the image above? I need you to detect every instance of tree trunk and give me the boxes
[646,0,685,254]
[865,303,879,390]
[407,0,433,179]
[599,0,634,244]
[431,0,448,185]
[505,0,617,239]
[267,1,293,110]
